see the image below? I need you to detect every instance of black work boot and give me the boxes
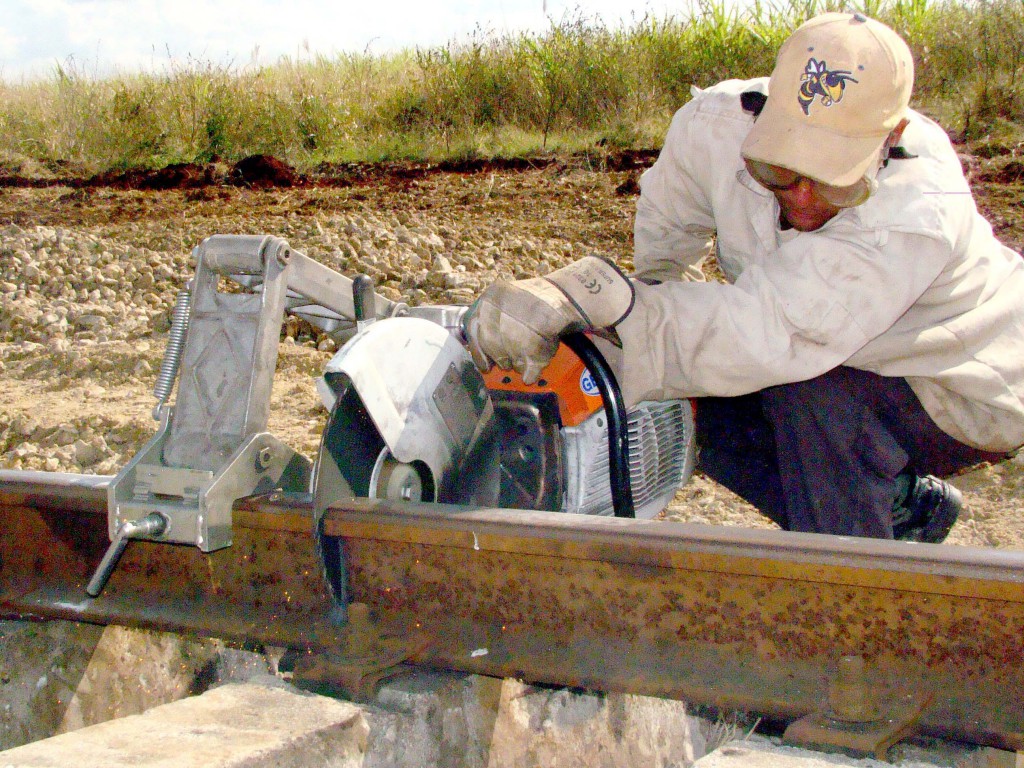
[891,474,963,543]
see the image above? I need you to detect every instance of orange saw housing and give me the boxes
[481,342,605,427]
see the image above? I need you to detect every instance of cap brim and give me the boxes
[741,104,888,187]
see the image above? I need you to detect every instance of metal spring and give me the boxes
[152,288,192,419]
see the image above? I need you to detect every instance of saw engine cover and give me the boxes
[313,317,695,520]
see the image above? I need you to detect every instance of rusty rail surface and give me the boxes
[1,469,1023,751]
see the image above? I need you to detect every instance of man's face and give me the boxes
[772,179,843,232]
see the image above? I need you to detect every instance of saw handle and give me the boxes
[561,333,635,518]
[352,274,376,328]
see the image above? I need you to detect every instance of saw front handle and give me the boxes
[561,333,635,518]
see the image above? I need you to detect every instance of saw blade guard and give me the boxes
[314,317,499,509]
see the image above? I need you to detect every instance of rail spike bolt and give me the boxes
[344,602,376,658]
[828,655,881,723]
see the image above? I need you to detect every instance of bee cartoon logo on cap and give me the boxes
[798,58,858,115]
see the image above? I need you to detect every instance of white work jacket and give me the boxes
[617,78,1024,452]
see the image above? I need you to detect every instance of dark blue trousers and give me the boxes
[694,367,1007,538]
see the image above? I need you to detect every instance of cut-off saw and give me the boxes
[87,235,696,608]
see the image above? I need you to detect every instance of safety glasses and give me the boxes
[744,158,877,208]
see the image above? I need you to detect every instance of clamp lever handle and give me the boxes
[86,513,167,597]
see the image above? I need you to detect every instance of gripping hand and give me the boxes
[464,256,634,385]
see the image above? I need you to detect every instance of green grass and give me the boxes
[1,0,1022,175]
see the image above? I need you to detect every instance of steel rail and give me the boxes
[1,470,1022,751]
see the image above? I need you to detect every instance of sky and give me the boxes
[0,0,685,82]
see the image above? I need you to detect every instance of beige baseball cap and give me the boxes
[740,12,914,187]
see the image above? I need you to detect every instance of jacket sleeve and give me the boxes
[633,98,717,283]
[616,227,952,405]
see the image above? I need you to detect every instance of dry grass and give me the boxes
[0,0,1022,173]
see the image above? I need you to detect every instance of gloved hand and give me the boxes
[463,256,634,385]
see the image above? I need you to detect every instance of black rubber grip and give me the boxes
[561,333,635,518]
[352,275,375,323]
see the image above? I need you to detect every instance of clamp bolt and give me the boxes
[256,446,273,471]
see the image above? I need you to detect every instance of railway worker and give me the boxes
[464,12,1024,541]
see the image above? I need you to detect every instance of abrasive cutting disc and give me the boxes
[310,317,500,613]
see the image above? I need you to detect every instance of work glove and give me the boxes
[464,255,635,385]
